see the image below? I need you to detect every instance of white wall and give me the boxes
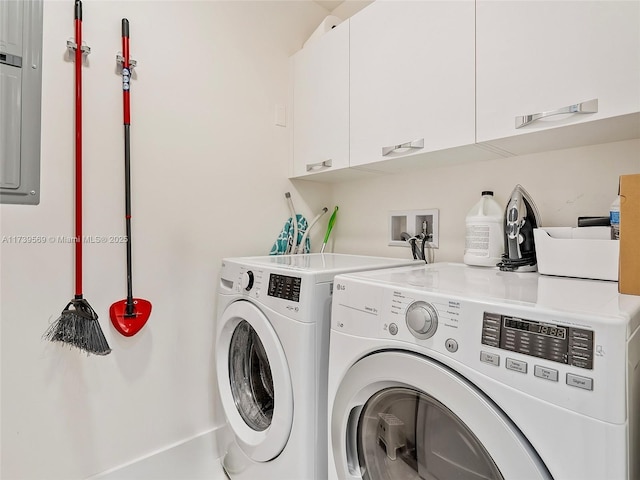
[327,139,640,261]
[0,2,329,479]
[331,0,372,19]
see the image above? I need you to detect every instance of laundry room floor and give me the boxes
[89,432,228,479]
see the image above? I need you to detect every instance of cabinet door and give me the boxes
[0,0,23,57]
[291,20,349,178]
[349,0,475,169]
[477,0,640,144]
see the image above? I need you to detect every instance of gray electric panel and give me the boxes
[1,0,43,205]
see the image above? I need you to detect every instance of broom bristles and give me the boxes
[44,298,112,356]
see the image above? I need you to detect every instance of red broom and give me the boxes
[44,0,111,355]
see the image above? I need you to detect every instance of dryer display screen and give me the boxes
[503,317,567,340]
[268,274,301,302]
[481,312,594,369]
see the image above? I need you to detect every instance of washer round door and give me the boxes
[216,300,293,462]
[331,351,552,480]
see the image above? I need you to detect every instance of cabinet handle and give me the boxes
[306,159,332,172]
[515,99,598,129]
[382,138,424,156]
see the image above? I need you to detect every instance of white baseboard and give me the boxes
[88,427,228,480]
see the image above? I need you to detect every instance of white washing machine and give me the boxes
[215,253,418,480]
[328,263,640,480]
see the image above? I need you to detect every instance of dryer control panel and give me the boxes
[481,312,594,369]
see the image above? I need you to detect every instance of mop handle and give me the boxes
[122,19,130,125]
[122,19,134,307]
[74,0,83,298]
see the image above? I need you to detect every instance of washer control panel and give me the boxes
[267,273,302,302]
[481,312,594,369]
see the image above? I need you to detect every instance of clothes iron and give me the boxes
[498,184,542,272]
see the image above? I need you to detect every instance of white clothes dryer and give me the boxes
[328,263,640,480]
[215,254,418,480]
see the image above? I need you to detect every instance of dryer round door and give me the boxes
[331,351,552,480]
[216,300,293,462]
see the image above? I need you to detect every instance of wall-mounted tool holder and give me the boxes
[66,39,91,56]
[116,54,137,71]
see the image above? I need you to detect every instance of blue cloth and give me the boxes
[270,214,310,255]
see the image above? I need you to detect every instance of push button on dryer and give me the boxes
[445,338,458,352]
[534,365,558,382]
[480,351,500,366]
[506,358,528,374]
[566,373,594,391]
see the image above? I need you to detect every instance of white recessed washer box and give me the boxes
[388,209,439,248]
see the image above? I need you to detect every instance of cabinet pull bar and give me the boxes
[382,138,424,156]
[515,99,598,129]
[306,159,332,172]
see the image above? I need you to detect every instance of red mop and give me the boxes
[109,19,152,337]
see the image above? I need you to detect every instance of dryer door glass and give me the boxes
[229,320,275,432]
[356,387,503,480]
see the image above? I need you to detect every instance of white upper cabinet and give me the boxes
[290,0,639,182]
[476,0,640,146]
[349,0,475,169]
[291,20,349,178]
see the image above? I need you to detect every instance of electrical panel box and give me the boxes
[1,0,44,205]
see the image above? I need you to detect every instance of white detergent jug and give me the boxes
[464,191,504,267]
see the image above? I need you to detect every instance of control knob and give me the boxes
[241,271,255,291]
[406,301,438,339]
